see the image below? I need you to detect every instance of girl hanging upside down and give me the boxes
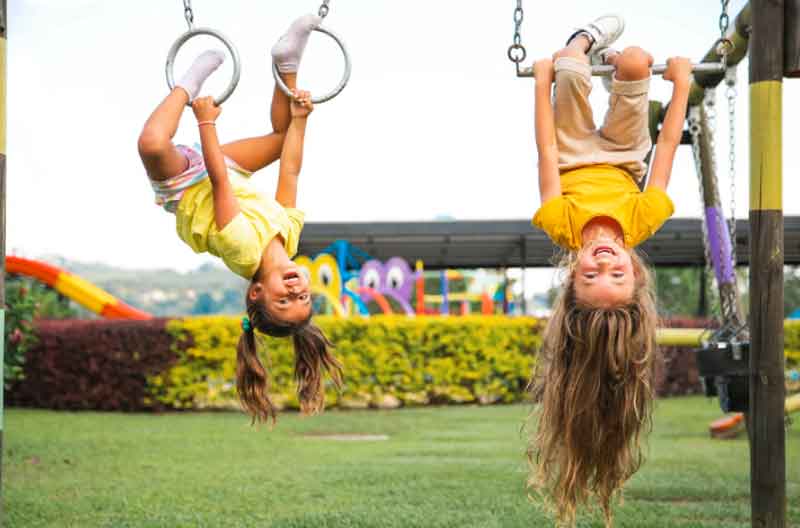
[526,14,692,527]
[137,15,342,424]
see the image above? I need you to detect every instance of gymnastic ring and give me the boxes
[165,27,242,106]
[272,25,351,105]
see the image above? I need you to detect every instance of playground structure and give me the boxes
[295,241,500,317]
[0,1,797,525]
[5,256,153,320]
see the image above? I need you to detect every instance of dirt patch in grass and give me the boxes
[301,432,390,441]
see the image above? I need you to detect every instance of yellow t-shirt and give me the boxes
[175,166,305,279]
[532,165,674,250]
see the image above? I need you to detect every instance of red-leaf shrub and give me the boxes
[6,319,179,411]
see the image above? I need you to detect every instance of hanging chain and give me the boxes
[318,0,331,19]
[507,0,527,65]
[699,87,744,340]
[719,0,731,37]
[182,0,195,30]
[725,67,738,295]
[715,0,734,66]
[702,88,730,318]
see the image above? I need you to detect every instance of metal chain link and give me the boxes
[507,0,527,65]
[719,0,731,37]
[715,0,734,66]
[182,0,195,30]
[725,67,738,292]
[702,88,729,313]
[705,86,745,338]
[318,0,331,19]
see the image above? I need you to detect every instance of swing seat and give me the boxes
[696,341,750,413]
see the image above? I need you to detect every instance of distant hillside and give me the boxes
[27,256,247,317]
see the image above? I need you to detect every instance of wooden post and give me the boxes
[786,0,800,76]
[749,1,786,526]
[0,0,7,514]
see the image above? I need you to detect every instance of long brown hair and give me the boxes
[236,288,343,424]
[527,250,658,527]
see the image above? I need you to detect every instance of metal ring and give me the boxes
[507,44,526,64]
[165,27,242,106]
[714,37,735,58]
[271,25,351,105]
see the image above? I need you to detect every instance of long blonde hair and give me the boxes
[527,250,658,526]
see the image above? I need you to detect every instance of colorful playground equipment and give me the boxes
[295,240,499,317]
[413,262,494,316]
[359,257,416,315]
[5,256,152,320]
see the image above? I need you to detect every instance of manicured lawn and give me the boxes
[5,397,799,527]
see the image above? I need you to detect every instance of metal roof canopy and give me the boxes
[298,216,800,270]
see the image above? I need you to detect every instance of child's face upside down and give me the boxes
[573,239,635,307]
[258,263,313,324]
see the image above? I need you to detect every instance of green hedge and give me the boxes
[13,317,797,412]
[783,320,800,368]
[149,315,543,411]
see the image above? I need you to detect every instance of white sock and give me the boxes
[271,14,321,73]
[176,50,225,101]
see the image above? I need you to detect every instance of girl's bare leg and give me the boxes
[221,73,297,173]
[550,36,597,165]
[552,34,592,64]
[137,88,191,182]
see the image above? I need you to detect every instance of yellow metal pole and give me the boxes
[656,328,705,348]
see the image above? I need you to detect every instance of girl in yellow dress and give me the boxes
[527,14,692,526]
[137,15,341,424]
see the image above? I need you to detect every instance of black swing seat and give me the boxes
[695,341,750,413]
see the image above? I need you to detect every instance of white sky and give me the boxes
[6,0,795,289]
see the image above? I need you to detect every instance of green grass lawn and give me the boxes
[5,397,799,528]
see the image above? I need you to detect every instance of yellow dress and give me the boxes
[175,166,304,279]
[532,165,674,250]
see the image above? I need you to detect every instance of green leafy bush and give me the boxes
[153,315,542,410]
[783,320,800,368]
[3,280,77,385]
[4,283,37,383]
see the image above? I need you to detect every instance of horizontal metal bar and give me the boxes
[517,62,726,78]
[657,328,705,347]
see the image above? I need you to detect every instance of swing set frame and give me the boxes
[0,2,798,526]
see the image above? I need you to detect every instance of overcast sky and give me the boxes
[7,0,793,291]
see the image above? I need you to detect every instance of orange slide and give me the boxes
[5,256,152,320]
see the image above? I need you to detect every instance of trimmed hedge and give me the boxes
[155,315,543,410]
[7,319,178,411]
[783,320,800,368]
[8,317,799,412]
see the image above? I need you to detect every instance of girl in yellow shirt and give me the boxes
[525,15,692,527]
[137,15,341,424]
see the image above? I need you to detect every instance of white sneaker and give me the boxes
[566,14,625,55]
